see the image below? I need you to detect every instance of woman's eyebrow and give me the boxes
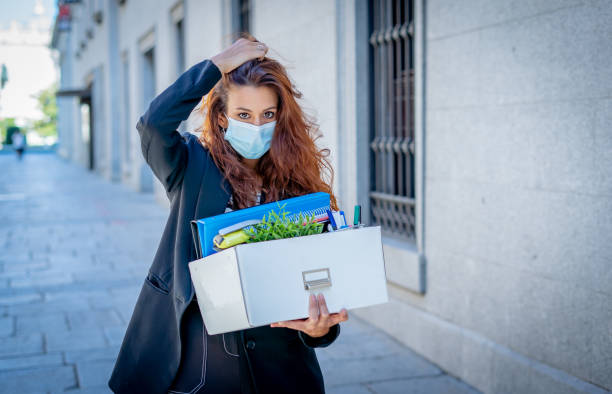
[235,106,277,112]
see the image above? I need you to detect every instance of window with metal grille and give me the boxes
[233,0,250,35]
[369,0,416,241]
[175,19,185,75]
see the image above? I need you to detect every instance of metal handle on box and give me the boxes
[302,268,332,290]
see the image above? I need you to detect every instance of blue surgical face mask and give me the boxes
[223,114,276,159]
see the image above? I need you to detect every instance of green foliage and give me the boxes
[244,203,323,243]
[1,63,7,89]
[0,118,17,144]
[33,84,57,138]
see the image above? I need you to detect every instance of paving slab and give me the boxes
[0,334,43,358]
[0,365,76,393]
[0,352,64,372]
[16,312,69,336]
[45,328,108,353]
[63,346,120,364]
[0,316,13,337]
[367,375,481,394]
[76,359,117,389]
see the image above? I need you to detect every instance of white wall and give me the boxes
[72,0,109,178]
[116,0,228,204]
[252,0,341,201]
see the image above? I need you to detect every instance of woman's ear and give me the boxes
[218,113,228,129]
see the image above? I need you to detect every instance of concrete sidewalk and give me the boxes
[0,153,480,394]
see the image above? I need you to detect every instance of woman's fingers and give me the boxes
[238,39,268,62]
[251,40,268,58]
[328,309,349,326]
[315,295,348,328]
[210,38,269,74]
[235,39,265,64]
[317,294,330,321]
[308,293,320,322]
[273,319,308,331]
[271,295,349,338]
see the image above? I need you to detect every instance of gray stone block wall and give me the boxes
[363,0,612,391]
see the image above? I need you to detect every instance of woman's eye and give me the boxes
[238,113,249,119]
[264,111,275,119]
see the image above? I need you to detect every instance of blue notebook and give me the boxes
[190,192,331,259]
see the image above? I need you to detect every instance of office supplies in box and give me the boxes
[188,225,388,335]
[190,192,331,259]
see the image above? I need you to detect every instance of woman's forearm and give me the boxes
[135,59,221,194]
[137,59,222,151]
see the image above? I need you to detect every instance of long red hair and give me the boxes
[198,53,338,211]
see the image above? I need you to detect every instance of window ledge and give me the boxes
[382,236,426,294]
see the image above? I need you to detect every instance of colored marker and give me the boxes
[339,211,348,228]
[326,209,337,230]
[354,205,361,226]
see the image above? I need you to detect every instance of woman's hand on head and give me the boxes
[270,293,349,338]
[210,38,269,74]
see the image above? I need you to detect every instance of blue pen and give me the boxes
[339,211,348,228]
[326,209,337,230]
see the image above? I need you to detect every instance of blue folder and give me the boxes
[190,192,331,259]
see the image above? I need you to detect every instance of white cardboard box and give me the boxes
[188,225,388,335]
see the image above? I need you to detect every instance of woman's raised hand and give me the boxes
[210,38,269,74]
[270,293,349,338]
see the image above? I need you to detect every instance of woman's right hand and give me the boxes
[210,38,269,74]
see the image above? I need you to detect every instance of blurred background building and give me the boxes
[51,0,611,393]
[0,0,58,149]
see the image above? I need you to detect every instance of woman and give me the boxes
[108,37,348,394]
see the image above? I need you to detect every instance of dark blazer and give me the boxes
[108,59,340,394]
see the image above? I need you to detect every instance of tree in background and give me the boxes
[1,118,17,145]
[1,63,13,145]
[0,64,7,89]
[33,83,57,138]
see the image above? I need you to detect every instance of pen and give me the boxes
[326,209,337,230]
[339,211,348,228]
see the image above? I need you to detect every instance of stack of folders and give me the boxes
[190,192,332,259]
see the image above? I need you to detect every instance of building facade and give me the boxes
[52,0,612,393]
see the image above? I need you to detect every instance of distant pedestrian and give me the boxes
[11,129,26,160]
